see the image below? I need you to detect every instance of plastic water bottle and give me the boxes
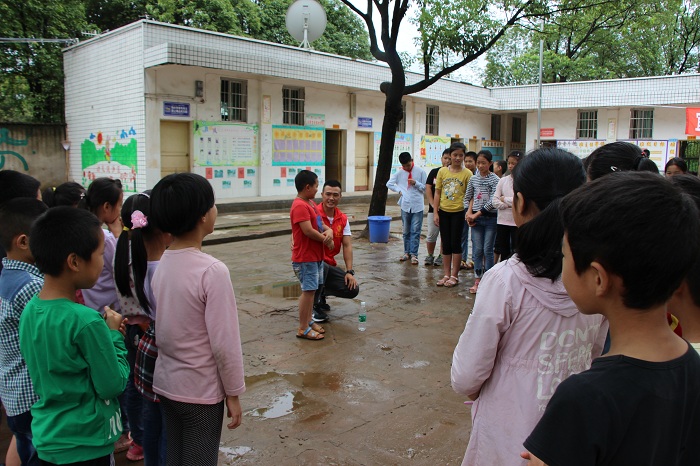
[358,301,367,331]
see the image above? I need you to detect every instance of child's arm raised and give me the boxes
[78,307,129,400]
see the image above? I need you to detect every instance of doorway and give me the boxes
[354,132,371,191]
[160,121,190,177]
[325,129,344,186]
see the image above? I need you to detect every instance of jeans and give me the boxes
[7,410,40,466]
[471,215,497,278]
[461,220,470,262]
[142,399,167,466]
[401,210,424,256]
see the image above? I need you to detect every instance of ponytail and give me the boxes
[512,148,586,280]
[515,198,565,280]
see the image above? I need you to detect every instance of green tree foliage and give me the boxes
[0,0,371,123]
[483,0,700,86]
[232,0,371,59]
[0,0,87,123]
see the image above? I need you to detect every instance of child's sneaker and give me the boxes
[434,255,443,266]
[424,254,434,266]
[126,442,144,461]
[114,432,131,453]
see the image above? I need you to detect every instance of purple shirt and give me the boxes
[82,229,120,312]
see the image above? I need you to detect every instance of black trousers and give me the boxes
[314,262,359,305]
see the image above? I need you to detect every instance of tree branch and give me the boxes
[340,0,387,61]
[405,1,534,95]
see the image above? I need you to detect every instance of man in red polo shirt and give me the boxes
[313,180,360,323]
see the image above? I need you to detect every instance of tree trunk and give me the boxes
[359,85,404,237]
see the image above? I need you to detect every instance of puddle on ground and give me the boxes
[246,281,301,298]
[219,446,252,459]
[402,360,430,369]
[246,371,344,392]
[249,391,300,419]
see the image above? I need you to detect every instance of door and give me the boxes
[354,132,370,191]
[325,130,343,185]
[160,121,190,177]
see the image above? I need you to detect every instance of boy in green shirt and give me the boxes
[19,207,129,466]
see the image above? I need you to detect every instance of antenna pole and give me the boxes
[300,10,310,49]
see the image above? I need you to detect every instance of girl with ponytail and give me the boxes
[451,148,608,465]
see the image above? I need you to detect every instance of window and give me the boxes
[511,117,522,143]
[577,110,598,139]
[220,79,247,122]
[397,101,407,133]
[283,87,305,125]
[629,109,653,139]
[491,114,502,141]
[426,105,439,135]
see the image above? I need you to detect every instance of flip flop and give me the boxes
[297,327,324,340]
[445,276,460,287]
[309,321,325,334]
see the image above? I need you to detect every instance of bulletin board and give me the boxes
[374,132,413,167]
[193,121,259,167]
[420,135,451,167]
[556,140,607,159]
[271,126,325,166]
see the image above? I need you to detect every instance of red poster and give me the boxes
[281,167,287,177]
[205,168,213,179]
[238,167,245,178]
[686,108,700,136]
[540,128,555,138]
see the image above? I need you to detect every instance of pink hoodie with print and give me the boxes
[452,256,608,466]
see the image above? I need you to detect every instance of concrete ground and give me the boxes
[1,194,479,465]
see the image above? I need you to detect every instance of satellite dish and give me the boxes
[286,0,327,49]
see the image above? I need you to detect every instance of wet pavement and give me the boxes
[0,195,479,465]
[210,223,478,465]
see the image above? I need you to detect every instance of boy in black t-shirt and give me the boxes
[522,172,700,466]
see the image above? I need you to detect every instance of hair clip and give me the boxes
[610,166,621,172]
[80,192,86,199]
[52,186,56,191]
[138,192,151,198]
[123,226,130,232]
[131,210,148,229]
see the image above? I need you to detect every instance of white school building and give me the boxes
[63,20,700,199]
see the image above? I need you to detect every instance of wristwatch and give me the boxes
[346,269,355,275]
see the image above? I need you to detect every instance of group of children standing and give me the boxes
[0,170,244,466]
[387,145,523,293]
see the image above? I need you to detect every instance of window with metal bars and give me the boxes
[283,87,305,126]
[577,110,598,139]
[220,79,247,122]
[397,101,407,133]
[426,105,439,135]
[629,109,653,139]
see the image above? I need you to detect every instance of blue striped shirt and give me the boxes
[0,258,42,416]
[465,172,500,214]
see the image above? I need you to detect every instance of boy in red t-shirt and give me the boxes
[290,170,333,340]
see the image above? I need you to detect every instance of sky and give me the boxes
[347,0,485,85]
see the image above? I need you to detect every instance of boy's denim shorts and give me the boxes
[292,261,324,291]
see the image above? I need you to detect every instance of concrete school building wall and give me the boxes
[0,123,67,188]
[63,20,700,201]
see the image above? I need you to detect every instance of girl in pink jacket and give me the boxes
[451,148,608,465]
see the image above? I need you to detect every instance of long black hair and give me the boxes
[513,148,586,280]
[80,177,122,213]
[42,182,86,207]
[587,142,659,180]
[114,191,153,315]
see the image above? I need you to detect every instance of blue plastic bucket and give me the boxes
[368,216,391,243]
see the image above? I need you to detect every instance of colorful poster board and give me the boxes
[272,126,325,166]
[420,135,451,167]
[193,121,259,167]
[81,128,138,193]
[556,140,607,159]
[636,140,671,172]
[373,132,413,167]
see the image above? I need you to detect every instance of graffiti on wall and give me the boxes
[81,127,138,192]
[0,128,30,170]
